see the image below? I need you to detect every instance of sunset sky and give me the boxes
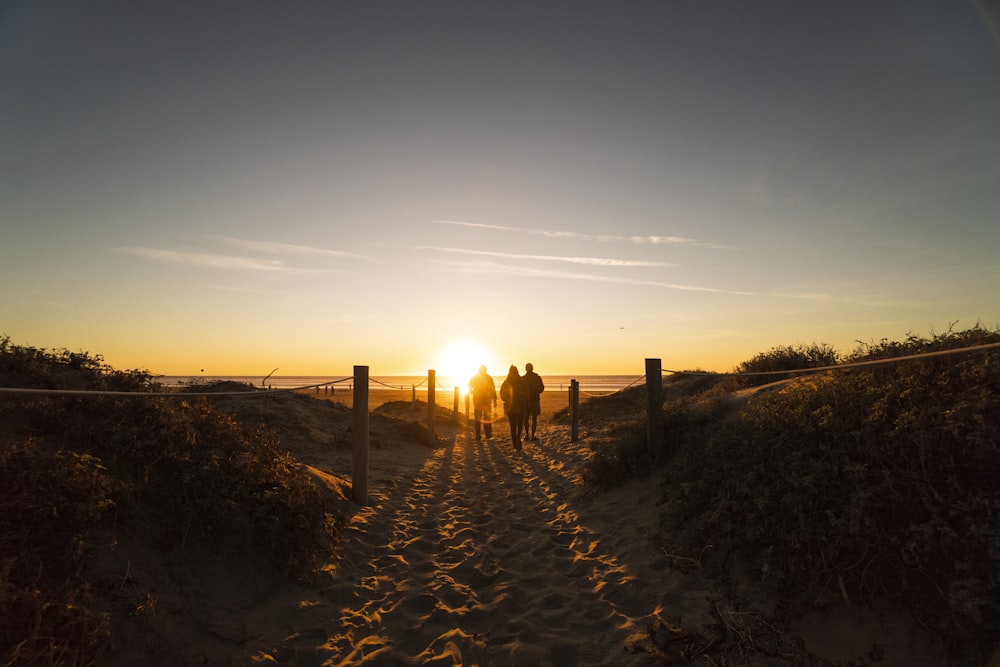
[2,1,999,379]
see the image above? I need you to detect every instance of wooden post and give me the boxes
[646,358,665,459]
[352,365,369,505]
[427,370,436,445]
[453,386,459,415]
[465,392,470,419]
[570,379,580,443]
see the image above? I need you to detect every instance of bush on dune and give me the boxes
[653,325,1000,665]
[1,438,115,666]
[0,336,345,667]
[715,341,840,392]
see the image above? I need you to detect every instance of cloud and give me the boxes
[631,235,696,245]
[436,258,754,295]
[116,247,300,272]
[973,0,1000,44]
[417,246,669,267]
[434,220,697,245]
[117,237,373,275]
[222,237,378,262]
[432,257,893,305]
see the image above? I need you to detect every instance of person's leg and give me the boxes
[508,413,521,450]
[474,405,483,440]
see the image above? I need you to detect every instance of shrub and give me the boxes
[719,342,840,391]
[0,339,346,667]
[581,432,649,490]
[0,438,114,666]
[658,327,1000,664]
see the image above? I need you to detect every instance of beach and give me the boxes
[296,383,578,416]
[102,383,938,667]
[172,390,712,666]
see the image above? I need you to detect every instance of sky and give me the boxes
[2,1,999,379]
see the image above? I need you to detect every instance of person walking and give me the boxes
[522,362,545,441]
[468,365,497,441]
[500,364,528,451]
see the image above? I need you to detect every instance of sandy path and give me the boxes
[246,410,713,666]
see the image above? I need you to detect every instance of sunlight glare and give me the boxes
[432,340,498,391]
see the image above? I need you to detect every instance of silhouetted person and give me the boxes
[500,364,528,451]
[522,362,545,440]
[468,365,497,441]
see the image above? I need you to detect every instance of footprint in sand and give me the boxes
[251,423,713,666]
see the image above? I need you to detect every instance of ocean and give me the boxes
[156,374,647,394]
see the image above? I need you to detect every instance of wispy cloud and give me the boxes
[436,258,754,295]
[117,247,293,271]
[222,237,378,262]
[417,246,670,267]
[117,237,374,275]
[434,258,891,305]
[434,220,698,245]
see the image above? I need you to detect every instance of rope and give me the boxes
[661,341,1000,377]
[436,380,466,392]
[579,374,646,398]
[0,377,353,398]
[369,378,408,390]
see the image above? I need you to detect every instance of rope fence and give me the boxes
[4,341,998,504]
[661,341,1000,377]
[370,377,410,390]
[578,375,646,398]
[0,377,354,397]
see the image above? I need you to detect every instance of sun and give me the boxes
[432,339,498,390]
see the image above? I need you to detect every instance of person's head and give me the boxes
[525,363,534,372]
[508,364,518,376]
[479,365,487,375]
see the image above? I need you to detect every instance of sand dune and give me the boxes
[102,388,934,666]
[231,400,712,666]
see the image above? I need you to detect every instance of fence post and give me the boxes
[411,384,416,405]
[453,386,459,416]
[570,379,580,443]
[427,370,436,445]
[646,358,665,459]
[352,365,369,505]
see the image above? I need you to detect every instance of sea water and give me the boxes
[156,374,647,394]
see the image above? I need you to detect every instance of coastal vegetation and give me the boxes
[580,325,1000,665]
[2,325,998,665]
[0,337,343,666]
